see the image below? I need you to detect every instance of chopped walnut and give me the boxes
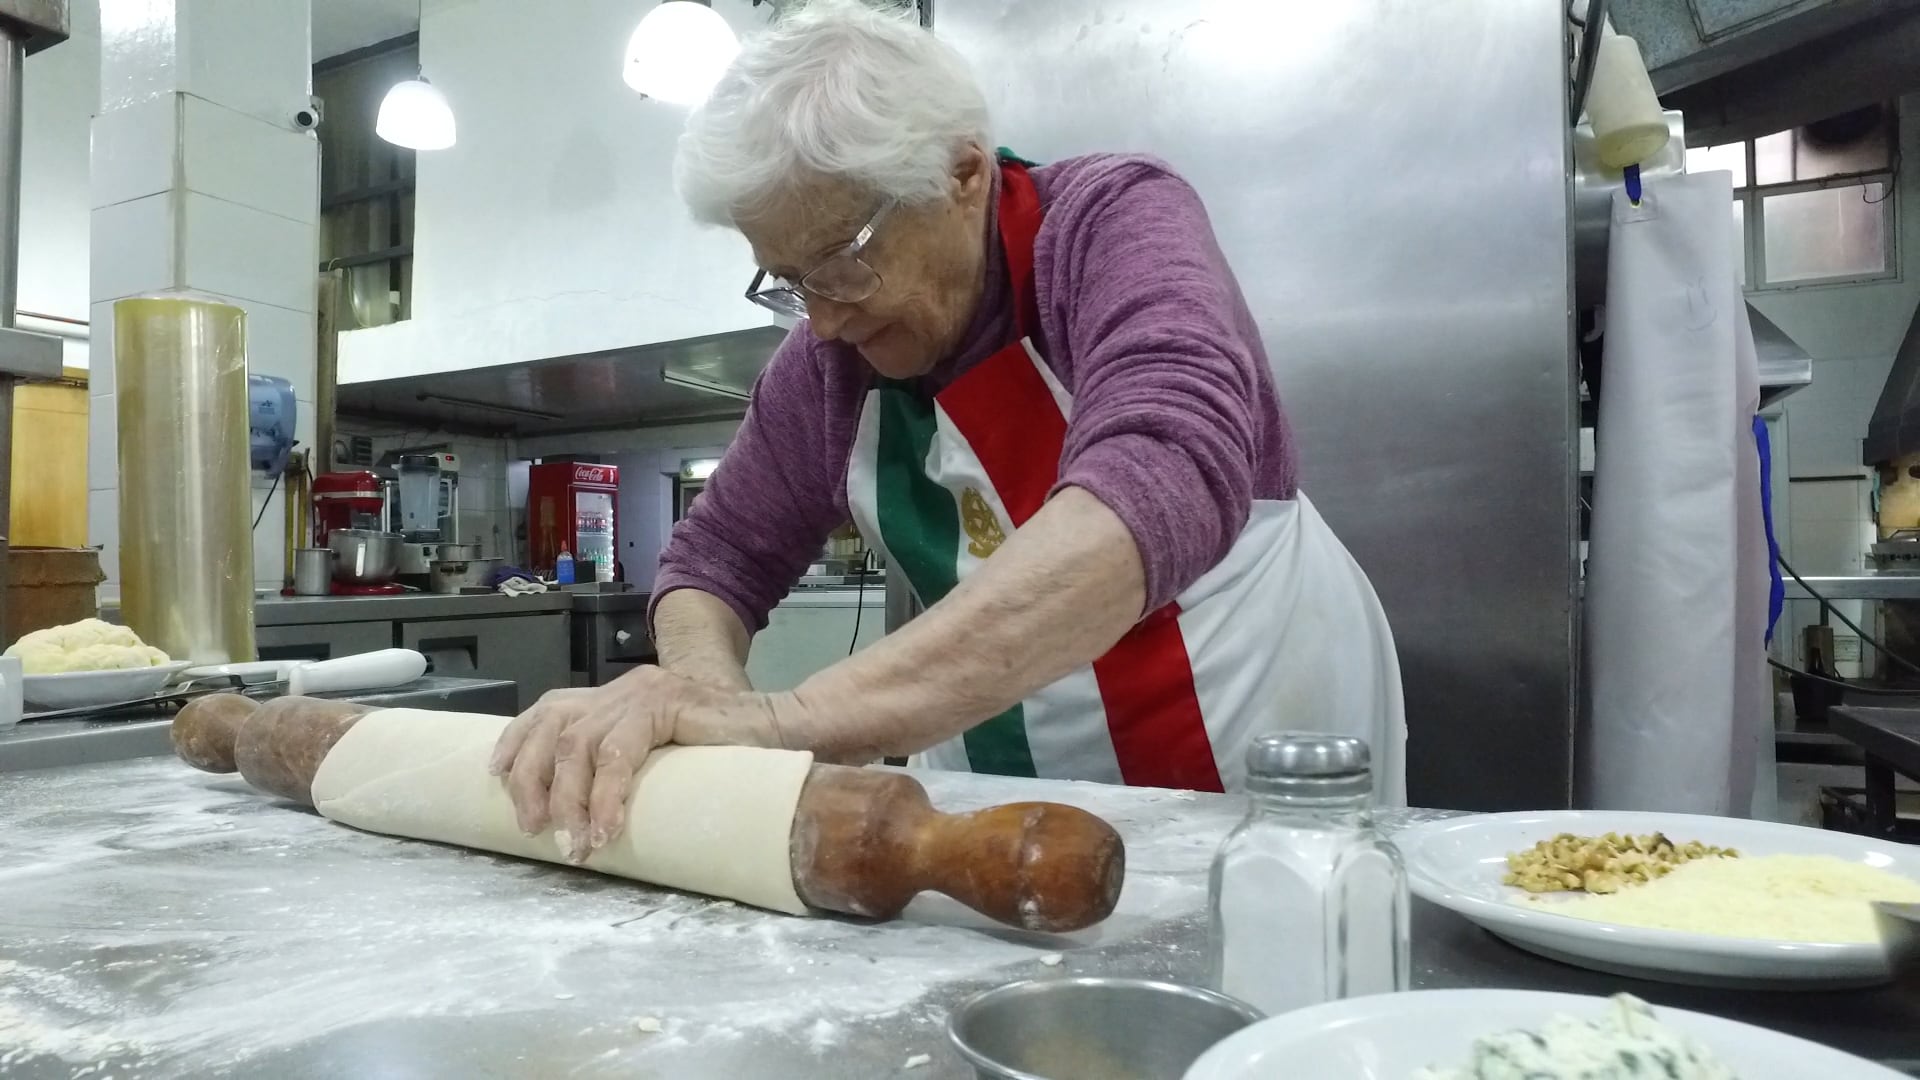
[1502,831,1738,895]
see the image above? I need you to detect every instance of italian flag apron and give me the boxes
[846,159,1407,800]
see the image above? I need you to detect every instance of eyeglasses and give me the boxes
[745,202,894,319]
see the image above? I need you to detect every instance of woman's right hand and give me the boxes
[487,668,782,862]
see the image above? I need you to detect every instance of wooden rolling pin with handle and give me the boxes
[173,694,1126,932]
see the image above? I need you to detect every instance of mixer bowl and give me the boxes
[328,529,402,584]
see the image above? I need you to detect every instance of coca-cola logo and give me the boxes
[573,465,609,484]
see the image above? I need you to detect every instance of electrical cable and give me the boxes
[848,556,868,656]
[1776,552,1920,680]
[1767,657,1920,696]
[252,470,282,532]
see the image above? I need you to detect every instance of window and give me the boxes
[315,38,419,328]
[1685,104,1897,291]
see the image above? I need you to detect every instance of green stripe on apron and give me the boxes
[872,382,1037,778]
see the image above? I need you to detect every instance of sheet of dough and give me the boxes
[309,708,814,914]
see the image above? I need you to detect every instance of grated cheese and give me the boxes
[1525,854,1920,943]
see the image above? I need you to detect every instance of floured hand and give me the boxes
[488,667,787,862]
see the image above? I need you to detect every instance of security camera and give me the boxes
[292,96,323,130]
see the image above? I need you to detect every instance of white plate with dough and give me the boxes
[22,661,194,709]
[1183,990,1905,1080]
[1395,810,1920,988]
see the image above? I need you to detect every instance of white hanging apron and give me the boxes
[1584,170,1766,814]
[844,158,1406,800]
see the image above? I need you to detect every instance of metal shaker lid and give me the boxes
[1245,732,1372,798]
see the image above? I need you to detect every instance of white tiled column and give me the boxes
[88,0,318,601]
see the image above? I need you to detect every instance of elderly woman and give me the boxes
[493,0,1404,860]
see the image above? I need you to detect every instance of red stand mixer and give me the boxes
[309,471,403,596]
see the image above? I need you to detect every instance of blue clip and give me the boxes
[1625,164,1643,206]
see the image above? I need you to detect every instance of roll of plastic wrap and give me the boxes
[116,295,257,665]
[1587,28,1669,169]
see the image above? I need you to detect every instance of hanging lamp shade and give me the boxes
[376,77,457,150]
[623,1,740,106]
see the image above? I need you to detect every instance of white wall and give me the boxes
[335,0,777,384]
[21,16,99,368]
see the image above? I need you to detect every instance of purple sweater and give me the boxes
[653,154,1297,633]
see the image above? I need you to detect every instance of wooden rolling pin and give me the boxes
[172,694,1126,932]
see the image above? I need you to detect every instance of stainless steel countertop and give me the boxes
[255,591,574,625]
[1,757,1913,1077]
[0,677,519,773]
[1784,574,1920,601]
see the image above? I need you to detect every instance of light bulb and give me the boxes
[376,77,457,150]
[624,1,740,106]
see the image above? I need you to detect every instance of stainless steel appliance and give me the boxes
[429,556,503,594]
[570,590,655,686]
[932,0,1580,809]
[391,452,463,580]
[328,529,402,587]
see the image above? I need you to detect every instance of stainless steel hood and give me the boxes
[1749,304,1814,410]
[1864,295,1920,466]
[334,326,787,437]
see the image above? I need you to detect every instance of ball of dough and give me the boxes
[4,618,170,673]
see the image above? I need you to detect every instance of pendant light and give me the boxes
[623,0,740,106]
[377,0,457,150]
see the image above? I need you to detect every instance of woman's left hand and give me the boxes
[488,666,783,862]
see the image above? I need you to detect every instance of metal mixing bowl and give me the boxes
[327,529,402,585]
[947,977,1262,1080]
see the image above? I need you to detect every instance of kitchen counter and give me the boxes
[0,677,518,773]
[773,584,886,608]
[1783,573,1920,601]
[255,591,573,625]
[1,760,1914,1078]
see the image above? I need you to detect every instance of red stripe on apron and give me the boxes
[1092,606,1225,792]
[935,350,1065,526]
[936,158,1223,791]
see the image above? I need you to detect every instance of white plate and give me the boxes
[1184,989,1904,1080]
[22,661,195,709]
[1396,810,1920,988]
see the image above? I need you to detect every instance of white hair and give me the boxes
[675,0,991,226]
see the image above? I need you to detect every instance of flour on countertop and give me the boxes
[0,756,1458,1078]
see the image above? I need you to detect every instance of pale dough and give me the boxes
[309,708,815,914]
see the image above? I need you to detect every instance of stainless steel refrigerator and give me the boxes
[928,0,1580,809]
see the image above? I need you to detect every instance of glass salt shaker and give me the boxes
[1206,732,1409,1016]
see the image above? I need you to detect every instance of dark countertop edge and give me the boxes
[254,592,574,625]
[568,591,652,614]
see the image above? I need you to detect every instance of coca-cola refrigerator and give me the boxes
[528,462,619,581]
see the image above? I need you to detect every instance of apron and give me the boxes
[845,159,1407,801]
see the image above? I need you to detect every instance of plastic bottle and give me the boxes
[555,549,575,585]
[1207,732,1409,1015]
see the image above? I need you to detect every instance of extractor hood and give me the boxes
[1864,295,1920,467]
[1748,304,1813,410]
[335,326,788,437]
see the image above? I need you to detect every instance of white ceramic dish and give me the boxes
[1184,989,1904,1079]
[1395,810,1920,988]
[21,660,195,709]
